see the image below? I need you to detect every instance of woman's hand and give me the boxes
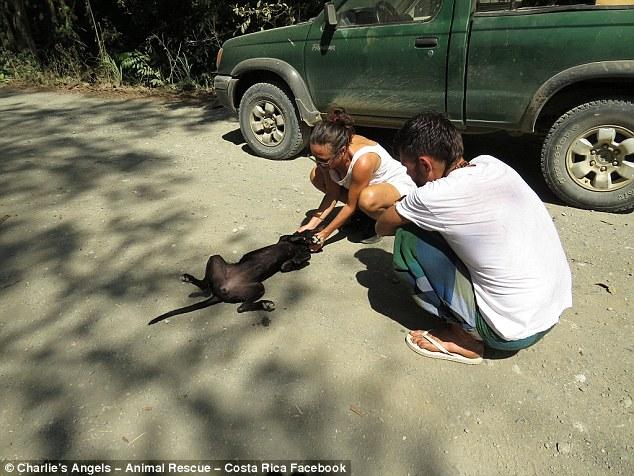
[297,212,327,233]
[315,229,332,241]
[309,229,332,252]
[297,216,323,233]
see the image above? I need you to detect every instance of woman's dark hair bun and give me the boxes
[328,108,354,130]
[310,107,355,150]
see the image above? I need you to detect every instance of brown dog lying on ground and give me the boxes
[148,231,314,325]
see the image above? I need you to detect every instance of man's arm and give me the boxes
[376,204,410,237]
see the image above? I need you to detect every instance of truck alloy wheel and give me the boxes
[238,82,310,160]
[248,99,285,147]
[541,100,634,212]
[566,126,634,192]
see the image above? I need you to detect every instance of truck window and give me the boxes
[476,0,633,12]
[337,0,442,26]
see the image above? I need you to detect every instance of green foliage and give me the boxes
[0,47,44,83]
[48,43,87,80]
[146,34,193,87]
[119,51,164,87]
[0,0,325,89]
[233,1,297,34]
[98,51,123,86]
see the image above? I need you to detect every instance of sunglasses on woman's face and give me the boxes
[315,158,330,168]
[312,148,343,168]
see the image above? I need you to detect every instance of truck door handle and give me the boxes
[415,37,438,48]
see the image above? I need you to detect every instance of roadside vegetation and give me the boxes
[0,0,323,92]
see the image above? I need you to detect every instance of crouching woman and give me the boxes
[298,110,416,248]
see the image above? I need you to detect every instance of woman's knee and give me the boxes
[358,186,395,214]
[358,188,378,213]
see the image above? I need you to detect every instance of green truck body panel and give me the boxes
[302,1,453,121]
[216,1,634,132]
[466,8,634,128]
[445,1,473,123]
[221,22,312,77]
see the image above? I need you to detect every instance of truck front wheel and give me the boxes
[238,82,310,160]
[541,100,634,212]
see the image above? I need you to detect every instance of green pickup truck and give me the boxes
[214,0,634,212]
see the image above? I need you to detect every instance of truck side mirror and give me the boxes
[324,2,337,29]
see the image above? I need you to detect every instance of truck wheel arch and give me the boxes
[521,60,634,133]
[231,58,322,126]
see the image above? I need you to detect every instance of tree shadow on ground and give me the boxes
[0,90,444,474]
[354,248,436,331]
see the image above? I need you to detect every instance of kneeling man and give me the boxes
[376,112,572,364]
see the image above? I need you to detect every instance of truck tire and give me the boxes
[238,82,310,160]
[541,100,634,212]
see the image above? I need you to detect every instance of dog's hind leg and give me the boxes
[237,299,276,312]
[183,255,226,297]
[231,283,275,313]
[182,273,206,289]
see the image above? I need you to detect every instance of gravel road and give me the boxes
[0,88,632,475]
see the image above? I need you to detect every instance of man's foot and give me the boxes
[407,324,484,364]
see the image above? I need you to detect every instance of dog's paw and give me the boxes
[280,262,295,272]
[261,300,276,312]
[181,274,194,283]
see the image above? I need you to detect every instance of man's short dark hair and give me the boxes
[393,112,464,167]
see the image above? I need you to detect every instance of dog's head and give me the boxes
[279,230,314,246]
[280,230,325,253]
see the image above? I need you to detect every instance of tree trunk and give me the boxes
[0,6,16,49]
[6,0,37,53]
[46,0,59,26]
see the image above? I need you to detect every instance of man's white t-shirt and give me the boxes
[395,155,572,340]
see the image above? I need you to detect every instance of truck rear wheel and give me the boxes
[541,100,634,212]
[238,82,310,160]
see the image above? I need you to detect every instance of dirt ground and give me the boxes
[0,87,632,476]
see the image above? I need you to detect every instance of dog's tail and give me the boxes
[148,295,222,325]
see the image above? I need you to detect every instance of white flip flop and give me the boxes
[405,331,483,365]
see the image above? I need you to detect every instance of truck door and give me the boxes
[304,0,453,123]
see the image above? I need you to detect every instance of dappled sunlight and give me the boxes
[0,90,439,471]
[1,89,631,475]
